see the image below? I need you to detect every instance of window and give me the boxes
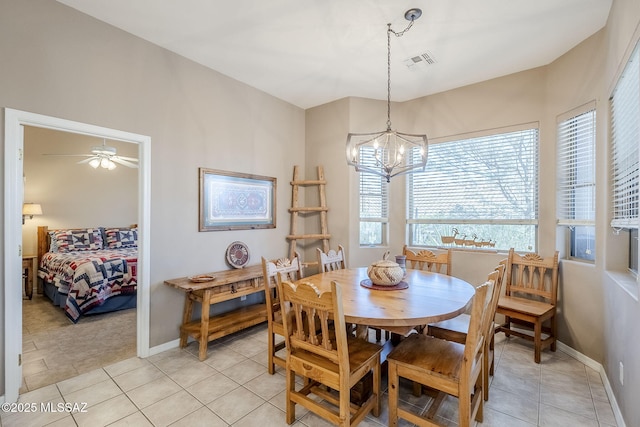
[359,147,388,246]
[610,41,639,273]
[408,126,539,251]
[557,105,596,261]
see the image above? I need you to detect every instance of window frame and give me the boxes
[556,102,597,262]
[406,124,540,252]
[609,40,640,277]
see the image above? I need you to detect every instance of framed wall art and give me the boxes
[199,168,276,231]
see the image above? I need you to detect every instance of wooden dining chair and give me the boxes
[317,245,347,272]
[403,245,452,335]
[403,245,452,275]
[317,244,363,338]
[495,248,560,363]
[426,263,506,401]
[277,277,383,426]
[387,280,493,427]
[261,253,304,374]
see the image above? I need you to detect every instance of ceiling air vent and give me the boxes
[404,51,437,70]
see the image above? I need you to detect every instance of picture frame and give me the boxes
[199,168,276,231]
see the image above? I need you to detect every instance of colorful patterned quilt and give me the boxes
[38,248,137,323]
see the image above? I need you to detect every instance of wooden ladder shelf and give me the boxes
[287,165,330,267]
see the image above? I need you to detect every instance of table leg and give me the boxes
[355,325,369,340]
[198,289,212,361]
[179,293,194,348]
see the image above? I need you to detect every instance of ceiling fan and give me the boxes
[44,140,138,169]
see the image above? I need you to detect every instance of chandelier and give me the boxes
[346,8,428,183]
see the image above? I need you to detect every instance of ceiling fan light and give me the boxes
[89,158,100,168]
[106,160,117,170]
[100,157,109,168]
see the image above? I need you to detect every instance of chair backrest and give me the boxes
[462,280,492,377]
[403,245,452,275]
[278,278,349,367]
[485,263,506,336]
[504,248,559,304]
[261,253,304,324]
[317,245,347,272]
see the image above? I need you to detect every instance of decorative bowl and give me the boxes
[188,274,216,283]
[367,251,404,286]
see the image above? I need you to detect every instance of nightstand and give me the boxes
[22,255,36,300]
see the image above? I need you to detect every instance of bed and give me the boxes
[37,225,137,323]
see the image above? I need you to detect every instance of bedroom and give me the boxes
[21,126,139,392]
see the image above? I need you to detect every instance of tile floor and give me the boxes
[3,321,619,427]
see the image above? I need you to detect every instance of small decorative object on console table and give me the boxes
[164,264,266,361]
[225,241,250,269]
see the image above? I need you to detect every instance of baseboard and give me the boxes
[148,338,180,356]
[557,341,626,427]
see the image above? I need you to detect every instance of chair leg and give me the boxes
[339,378,350,426]
[388,362,399,427]
[475,373,484,423]
[483,340,490,401]
[489,333,495,376]
[503,316,511,337]
[459,381,471,427]
[534,320,542,364]
[267,329,276,375]
[373,362,381,417]
[550,315,557,352]
[285,368,296,424]
[412,381,422,397]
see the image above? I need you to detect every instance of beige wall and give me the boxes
[0,0,305,393]
[600,1,640,426]
[21,127,139,255]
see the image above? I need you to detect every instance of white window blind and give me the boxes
[557,106,596,226]
[610,43,640,229]
[408,127,539,223]
[359,147,388,245]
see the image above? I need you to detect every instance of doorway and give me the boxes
[4,108,151,403]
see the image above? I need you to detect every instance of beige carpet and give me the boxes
[21,293,136,394]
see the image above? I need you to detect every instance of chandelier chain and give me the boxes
[386,17,417,130]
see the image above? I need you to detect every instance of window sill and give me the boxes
[606,270,639,301]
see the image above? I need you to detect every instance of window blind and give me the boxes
[557,107,596,226]
[359,146,388,221]
[408,127,539,223]
[610,43,640,229]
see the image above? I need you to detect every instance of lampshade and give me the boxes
[22,203,43,216]
[346,8,428,183]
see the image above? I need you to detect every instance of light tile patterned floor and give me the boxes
[4,319,619,427]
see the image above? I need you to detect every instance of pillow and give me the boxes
[54,228,104,252]
[48,231,59,253]
[105,227,138,249]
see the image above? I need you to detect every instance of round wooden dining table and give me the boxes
[295,267,476,337]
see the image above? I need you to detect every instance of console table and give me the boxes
[164,264,267,361]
